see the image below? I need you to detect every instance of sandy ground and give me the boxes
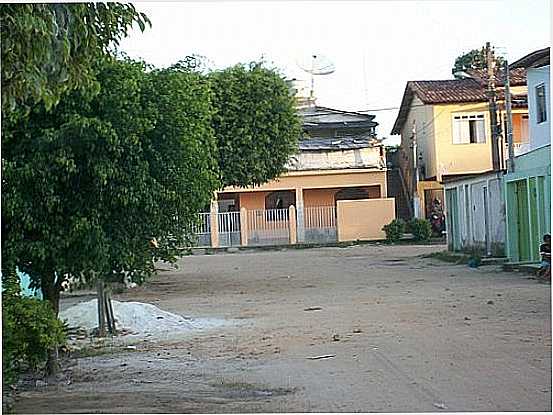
[13,244,552,413]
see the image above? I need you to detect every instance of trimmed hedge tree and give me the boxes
[209,62,301,188]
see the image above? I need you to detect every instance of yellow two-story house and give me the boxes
[391,68,529,219]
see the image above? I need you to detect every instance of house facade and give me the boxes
[195,106,396,247]
[441,47,550,258]
[503,48,551,262]
[391,71,529,222]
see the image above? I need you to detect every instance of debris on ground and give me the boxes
[433,402,447,410]
[307,354,336,360]
[59,299,228,337]
[332,334,340,341]
[304,306,322,311]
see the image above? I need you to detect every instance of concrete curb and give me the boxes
[187,237,447,255]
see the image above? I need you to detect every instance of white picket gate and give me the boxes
[304,205,337,243]
[246,208,290,246]
[217,211,241,246]
[192,212,212,247]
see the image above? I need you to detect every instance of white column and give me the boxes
[209,200,219,248]
[295,188,305,243]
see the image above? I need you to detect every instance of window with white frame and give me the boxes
[452,113,486,144]
[536,84,547,124]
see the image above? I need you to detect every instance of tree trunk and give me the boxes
[41,273,60,376]
[105,286,116,335]
[96,280,107,337]
[41,274,60,317]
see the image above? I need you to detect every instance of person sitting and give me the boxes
[537,234,551,282]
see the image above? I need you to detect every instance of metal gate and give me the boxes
[304,205,337,243]
[192,213,211,247]
[246,208,290,246]
[218,211,241,247]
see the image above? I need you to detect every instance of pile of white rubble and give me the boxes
[59,299,227,337]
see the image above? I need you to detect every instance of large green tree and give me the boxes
[209,62,301,188]
[0,3,149,112]
[2,58,219,315]
[452,45,505,78]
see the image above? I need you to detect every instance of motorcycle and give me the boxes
[430,212,446,236]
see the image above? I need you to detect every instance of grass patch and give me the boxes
[70,344,135,359]
[211,380,295,398]
[422,251,468,264]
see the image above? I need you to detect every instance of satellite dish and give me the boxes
[296,54,336,103]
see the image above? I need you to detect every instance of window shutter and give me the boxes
[476,119,486,143]
[452,118,462,144]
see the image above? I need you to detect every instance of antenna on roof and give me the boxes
[296,54,335,105]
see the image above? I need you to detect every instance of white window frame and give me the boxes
[452,113,486,145]
[535,83,547,124]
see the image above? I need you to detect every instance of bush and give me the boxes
[467,249,482,268]
[408,218,432,242]
[2,292,66,385]
[382,219,405,243]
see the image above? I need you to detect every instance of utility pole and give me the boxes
[485,42,501,171]
[412,121,421,218]
[503,59,515,172]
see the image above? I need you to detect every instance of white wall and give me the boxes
[287,146,384,171]
[444,173,505,255]
[527,65,551,151]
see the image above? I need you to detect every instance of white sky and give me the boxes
[120,0,551,145]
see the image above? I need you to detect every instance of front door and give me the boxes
[515,180,531,261]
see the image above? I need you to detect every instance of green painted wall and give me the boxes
[504,145,551,263]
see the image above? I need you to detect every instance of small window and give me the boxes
[536,84,547,124]
[265,191,295,210]
[452,114,486,144]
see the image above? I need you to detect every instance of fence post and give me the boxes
[240,207,248,246]
[210,200,219,248]
[289,205,297,245]
[295,188,305,243]
[335,201,342,242]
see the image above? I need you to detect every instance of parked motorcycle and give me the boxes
[429,199,446,236]
[430,212,446,235]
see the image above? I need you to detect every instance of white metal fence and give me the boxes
[192,205,338,247]
[304,205,337,243]
[246,208,290,246]
[192,212,211,247]
[218,211,241,246]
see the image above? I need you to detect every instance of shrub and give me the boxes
[408,218,432,242]
[2,292,66,385]
[467,249,482,268]
[382,219,405,243]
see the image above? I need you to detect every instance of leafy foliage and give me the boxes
[0,3,150,113]
[408,218,432,242]
[382,218,405,243]
[209,62,301,188]
[452,45,505,78]
[2,288,65,385]
[2,58,219,314]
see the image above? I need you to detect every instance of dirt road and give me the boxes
[14,244,552,413]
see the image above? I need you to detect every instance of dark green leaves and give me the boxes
[452,45,505,77]
[2,58,217,299]
[0,3,150,113]
[209,63,301,188]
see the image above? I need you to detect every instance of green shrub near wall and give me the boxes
[408,218,432,242]
[382,219,406,243]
